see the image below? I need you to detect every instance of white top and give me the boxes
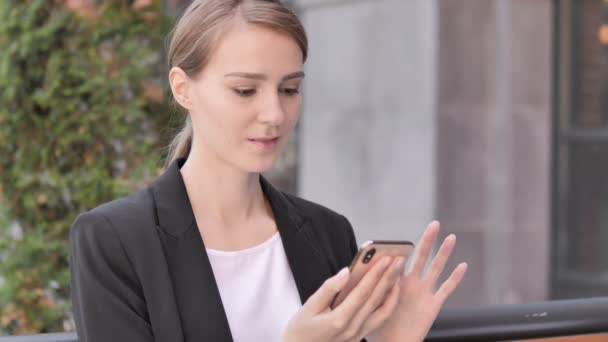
[206,232,302,342]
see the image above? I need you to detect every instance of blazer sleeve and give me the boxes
[341,214,359,264]
[69,211,154,342]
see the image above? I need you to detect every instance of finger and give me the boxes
[304,267,350,313]
[435,262,468,304]
[331,256,392,320]
[411,221,440,276]
[346,257,405,337]
[358,282,400,338]
[424,234,456,284]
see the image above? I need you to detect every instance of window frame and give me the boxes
[551,0,608,299]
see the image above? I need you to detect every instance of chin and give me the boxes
[235,140,288,173]
[249,159,278,173]
[239,154,280,174]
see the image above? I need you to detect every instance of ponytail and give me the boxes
[164,115,193,169]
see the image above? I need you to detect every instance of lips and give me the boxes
[249,137,279,142]
[248,136,279,149]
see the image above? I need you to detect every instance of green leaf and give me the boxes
[0,1,173,333]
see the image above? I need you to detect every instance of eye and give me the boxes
[233,88,256,97]
[280,87,300,96]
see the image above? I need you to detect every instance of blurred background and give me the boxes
[0,0,606,338]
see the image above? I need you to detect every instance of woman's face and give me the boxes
[178,19,304,173]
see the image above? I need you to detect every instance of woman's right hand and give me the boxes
[282,256,405,342]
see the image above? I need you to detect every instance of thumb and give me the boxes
[304,267,350,313]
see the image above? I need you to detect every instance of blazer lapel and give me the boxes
[150,159,232,342]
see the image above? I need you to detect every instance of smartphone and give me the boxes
[330,240,415,309]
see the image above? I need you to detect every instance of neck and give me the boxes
[179,141,267,229]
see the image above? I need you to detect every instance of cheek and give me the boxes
[199,87,247,127]
[195,87,250,137]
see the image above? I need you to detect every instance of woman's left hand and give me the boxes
[367,221,468,342]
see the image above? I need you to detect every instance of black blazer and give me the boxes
[69,157,359,342]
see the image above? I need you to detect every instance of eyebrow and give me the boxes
[224,71,306,81]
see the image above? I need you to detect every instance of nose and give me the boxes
[258,93,285,126]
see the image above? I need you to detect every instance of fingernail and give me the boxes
[337,267,349,279]
[396,257,406,270]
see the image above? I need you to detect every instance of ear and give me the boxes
[169,66,194,110]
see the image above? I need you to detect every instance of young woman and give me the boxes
[69,1,467,341]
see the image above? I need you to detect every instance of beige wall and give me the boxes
[296,0,438,243]
[437,0,553,307]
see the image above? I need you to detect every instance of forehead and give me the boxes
[204,19,304,76]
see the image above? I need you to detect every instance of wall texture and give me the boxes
[436,0,552,306]
[296,0,438,244]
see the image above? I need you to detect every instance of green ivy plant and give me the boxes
[0,0,172,334]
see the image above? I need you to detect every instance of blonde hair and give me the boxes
[164,0,308,169]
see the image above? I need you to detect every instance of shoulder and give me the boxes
[86,187,155,230]
[282,192,352,231]
[70,187,157,260]
[281,192,358,269]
